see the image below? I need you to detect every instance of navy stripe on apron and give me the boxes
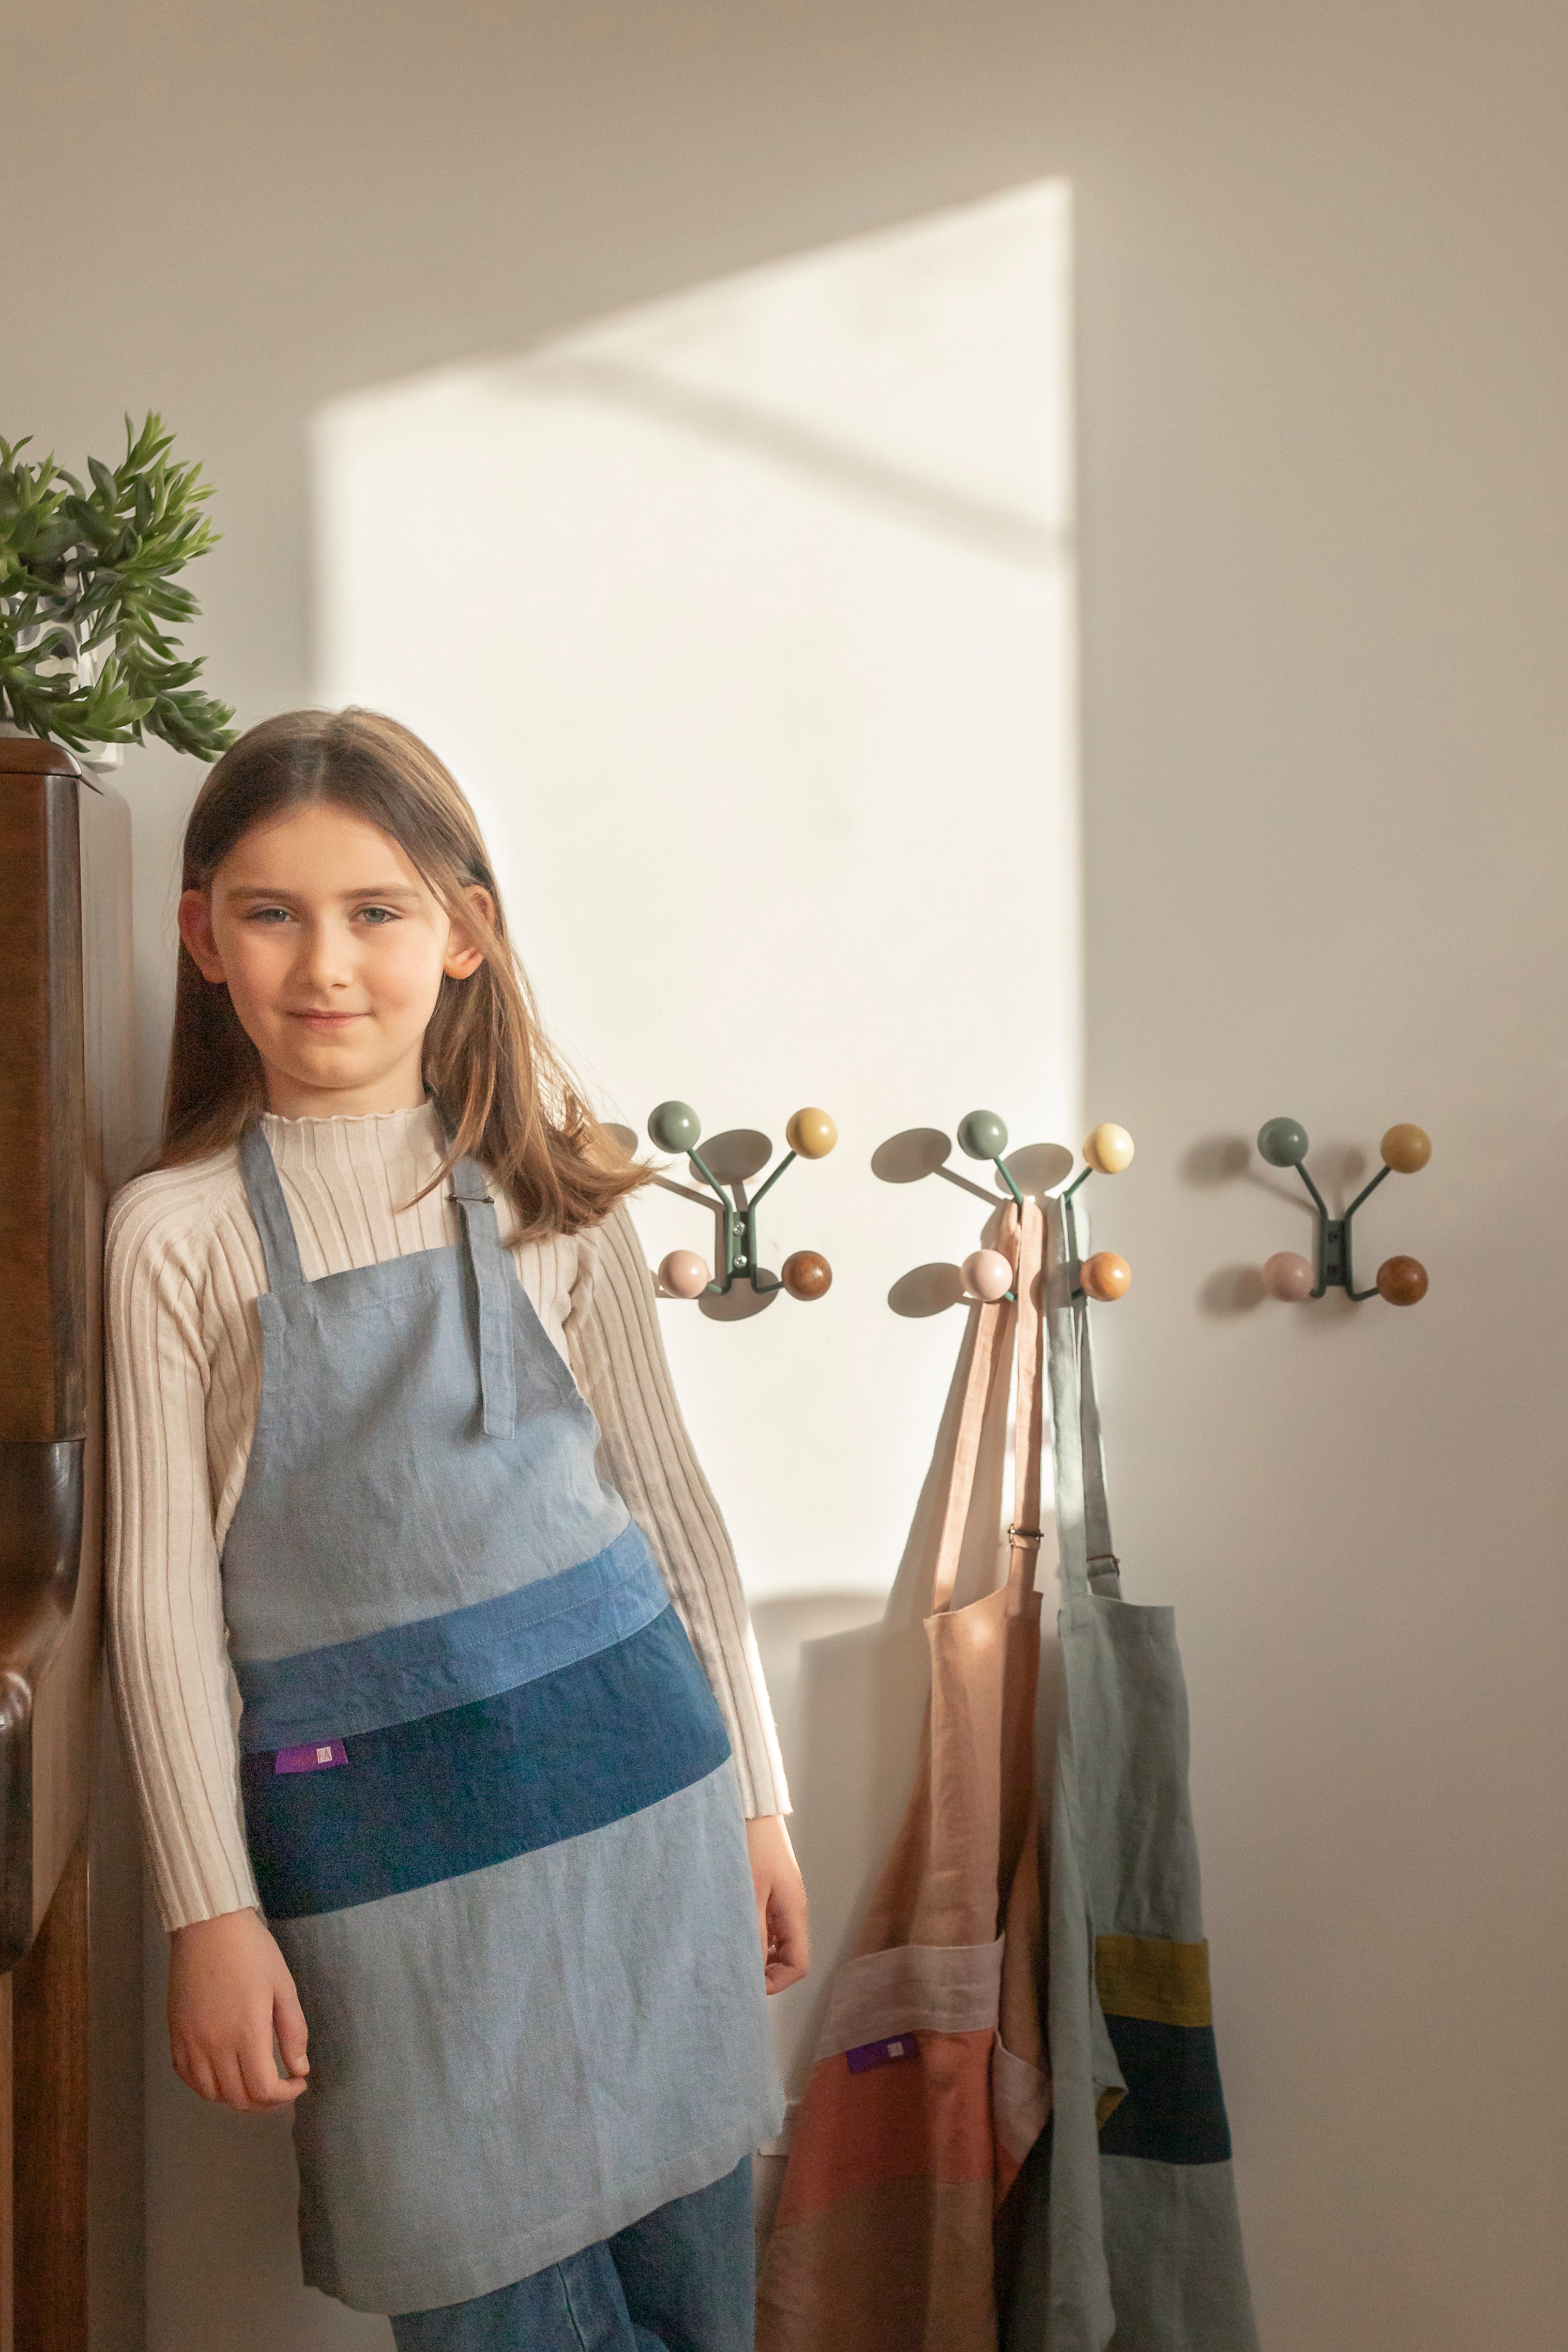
[235,1525,667,1753]
[1096,2017,1233,2166]
[241,1605,730,1920]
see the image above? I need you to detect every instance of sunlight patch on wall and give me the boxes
[313,180,1077,1604]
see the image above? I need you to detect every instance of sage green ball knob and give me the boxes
[1257,1116,1309,1168]
[648,1100,702,1156]
[957,1109,1009,1162]
[1380,1123,1431,1175]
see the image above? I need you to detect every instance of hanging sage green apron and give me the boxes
[1006,1193,1259,2352]
[221,1127,781,2316]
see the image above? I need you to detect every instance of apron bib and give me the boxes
[221,1128,781,2315]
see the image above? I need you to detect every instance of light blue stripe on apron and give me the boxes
[235,1522,668,1750]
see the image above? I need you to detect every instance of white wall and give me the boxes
[1036,8,1568,2343]
[6,5,1568,2348]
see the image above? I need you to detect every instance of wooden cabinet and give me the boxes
[0,738,134,2351]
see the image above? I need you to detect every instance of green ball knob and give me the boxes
[1257,1116,1309,1168]
[648,1100,702,1155]
[957,1109,1009,1162]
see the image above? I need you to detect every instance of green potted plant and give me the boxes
[0,411,234,767]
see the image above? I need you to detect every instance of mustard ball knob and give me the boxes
[648,1100,702,1156]
[1083,1122,1135,1176]
[1380,1124,1431,1175]
[1261,1250,1315,1301]
[786,1107,838,1160]
[963,1248,1014,1303]
[1080,1251,1131,1302]
[1376,1254,1428,1307]
[658,1250,710,1300]
[781,1249,832,1301]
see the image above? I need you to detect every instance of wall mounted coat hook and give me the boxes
[955,1112,1136,1303]
[646,1100,836,1302]
[1257,1118,1430,1305]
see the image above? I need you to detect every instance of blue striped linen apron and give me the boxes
[221,1127,782,2316]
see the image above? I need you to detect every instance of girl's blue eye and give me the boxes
[249,907,293,924]
[359,906,399,925]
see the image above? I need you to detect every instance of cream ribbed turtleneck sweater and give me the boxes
[105,1105,788,1933]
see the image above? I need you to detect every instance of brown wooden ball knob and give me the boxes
[781,1249,832,1300]
[1380,1124,1431,1175]
[1376,1254,1427,1306]
[1080,1251,1131,1302]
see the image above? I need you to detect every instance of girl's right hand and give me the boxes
[168,1907,310,2112]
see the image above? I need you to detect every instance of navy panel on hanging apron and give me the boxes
[1004,1194,1258,2352]
[221,1128,781,2316]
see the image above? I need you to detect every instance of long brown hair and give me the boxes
[160,706,651,1236]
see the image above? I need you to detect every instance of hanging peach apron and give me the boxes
[757,1199,1053,2352]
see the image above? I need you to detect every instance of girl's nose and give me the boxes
[298,921,358,990]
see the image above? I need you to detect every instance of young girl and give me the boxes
[106,707,807,2351]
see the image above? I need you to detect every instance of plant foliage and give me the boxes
[0,412,235,760]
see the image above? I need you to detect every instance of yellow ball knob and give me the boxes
[1380,1124,1431,1175]
[1083,1123,1135,1176]
[786,1107,838,1160]
[1080,1251,1131,1302]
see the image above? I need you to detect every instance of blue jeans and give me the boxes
[389,2157,755,2351]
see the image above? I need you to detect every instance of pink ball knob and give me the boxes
[963,1248,1014,1302]
[658,1249,710,1300]
[1261,1251,1314,1301]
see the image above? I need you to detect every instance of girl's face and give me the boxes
[178,802,490,1119]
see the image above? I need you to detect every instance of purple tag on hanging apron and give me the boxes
[275,1740,348,1774]
[845,2033,920,2075]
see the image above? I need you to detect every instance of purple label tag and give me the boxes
[275,1740,348,1775]
[845,2034,920,2075]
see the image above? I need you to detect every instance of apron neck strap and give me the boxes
[447,1157,519,1441]
[928,1195,1049,1615]
[1046,1192,1121,1600]
[1005,1196,1048,1601]
[238,1125,305,1292]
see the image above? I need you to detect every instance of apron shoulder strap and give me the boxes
[1046,1193,1122,1600]
[238,1125,305,1293]
[448,1156,519,1441]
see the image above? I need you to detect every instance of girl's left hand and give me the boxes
[745,1814,810,1995]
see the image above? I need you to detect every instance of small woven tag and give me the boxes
[845,2034,919,2075]
[275,1740,348,1774]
